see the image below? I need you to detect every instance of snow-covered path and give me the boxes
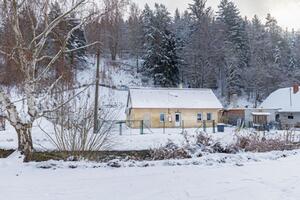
[2,153,300,200]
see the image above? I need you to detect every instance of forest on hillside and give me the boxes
[1,0,300,105]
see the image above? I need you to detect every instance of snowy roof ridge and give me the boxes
[129,87,212,91]
[129,87,223,109]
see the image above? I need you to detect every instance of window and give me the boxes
[207,113,212,121]
[288,115,294,120]
[160,113,165,122]
[197,113,202,121]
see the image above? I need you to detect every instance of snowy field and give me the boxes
[2,150,300,200]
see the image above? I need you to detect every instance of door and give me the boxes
[143,113,151,128]
[175,113,181,127]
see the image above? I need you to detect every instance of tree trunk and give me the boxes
[111,51,117,61]
[16,123,33,162]
[136,54,139,73]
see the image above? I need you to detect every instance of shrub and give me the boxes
[232,131,300,152]
[150,140,191,160]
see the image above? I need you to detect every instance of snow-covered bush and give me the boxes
[150,140,191,160]
[232,131,300,152]
[195,132,213,147]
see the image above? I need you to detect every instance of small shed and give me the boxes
[251,112,271,131]
[221,108,245,126]
[252,112,270,124]
[244,108,277,128]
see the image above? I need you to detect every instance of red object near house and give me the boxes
[293,84,299,94]
[222,108,245,125]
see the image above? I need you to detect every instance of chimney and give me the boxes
[293,84,299,94]
[178,83,183,89]
[231,94,238,108]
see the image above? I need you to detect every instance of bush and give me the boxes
[150,140,191,160]
[232,131,300,152]
[196,132,212,146]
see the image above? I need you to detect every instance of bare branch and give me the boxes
[40,85,91,117]
[64,41,102,53]
[29,0,86,49]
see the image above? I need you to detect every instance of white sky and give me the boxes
[133,0,300,30]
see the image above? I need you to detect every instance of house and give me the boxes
[260,86,300,129]
[126,88,223,128]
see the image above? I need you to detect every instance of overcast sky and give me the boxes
[133,0,300,30]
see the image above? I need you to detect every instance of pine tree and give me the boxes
[47,1,87,84]
[217,0,250,67]
[142,4,180,87]
[128,3,143,72]
[183,0,217,89]
[67,16,87,70]
[154,30,180,86]
[217,0,250,99]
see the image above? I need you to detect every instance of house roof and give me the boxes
[260,87,300,112]
[128,88,223,109]
[252,112,271,116]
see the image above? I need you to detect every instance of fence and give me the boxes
[247,121,282,131]
[118,119,218,135]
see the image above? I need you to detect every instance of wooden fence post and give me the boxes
[140,120,144,135]
[203,120,206,132]
[213,120,215,133]
[119,122,122,135]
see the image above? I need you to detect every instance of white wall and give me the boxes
[279,112,300,127]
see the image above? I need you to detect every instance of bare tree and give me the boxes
[40,90,118,158]
[102,0,128,60]
[0,0,120,161]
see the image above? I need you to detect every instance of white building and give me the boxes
[260,86,300,129]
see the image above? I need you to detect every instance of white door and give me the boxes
[143,113,151,128]
[175,113,181,127]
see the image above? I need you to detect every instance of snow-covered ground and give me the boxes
[2,58,300,200]
[0,119,230,151]
[0,117,299,152]
[2,150,300,200]
[1,57,263,151]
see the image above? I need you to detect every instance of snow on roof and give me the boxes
[252,112,271,116]
[260,87,300,112]
[128,88,223,109]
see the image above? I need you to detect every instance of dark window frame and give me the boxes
[160,113,165,122]
[197,113,202,121]
[207,113,212,121]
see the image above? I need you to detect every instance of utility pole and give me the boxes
[94,50,100,133]
[290,87,292,107]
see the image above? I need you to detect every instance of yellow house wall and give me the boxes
[127,108,221,128]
